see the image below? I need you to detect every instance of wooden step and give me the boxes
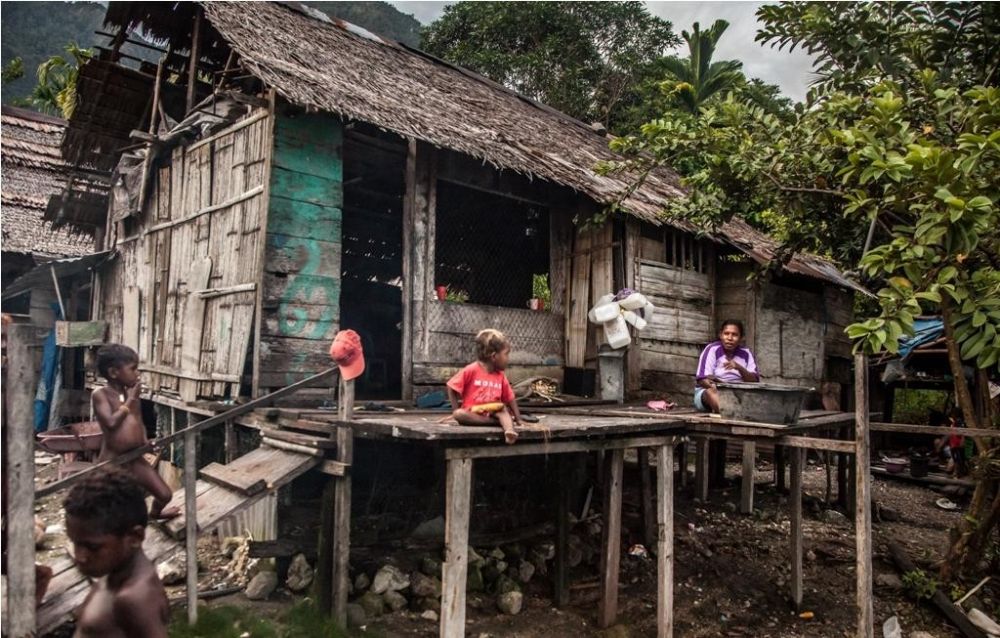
[259,427,338,449]
[162,447,318,539]
[200,462,266,496]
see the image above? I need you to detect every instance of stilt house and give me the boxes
[56,1,864,407]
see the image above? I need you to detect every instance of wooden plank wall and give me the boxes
[565,204,614,370]
[638,259,714,394]
[97,108,272,400]
[258,111,343,392]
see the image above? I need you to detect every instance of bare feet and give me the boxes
[151,504,181,520]
[504,429,519,445]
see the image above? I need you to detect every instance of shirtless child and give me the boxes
[92,344,178,520]
[65,468,170,638]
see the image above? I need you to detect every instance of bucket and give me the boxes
[910,454,929,478]
[716,383,810,425]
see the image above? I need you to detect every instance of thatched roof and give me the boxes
[1,106,94,258]
[99,1,864,293]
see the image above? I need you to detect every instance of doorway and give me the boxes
[340,124,407,399]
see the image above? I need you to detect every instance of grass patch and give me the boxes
[168,601,352,638]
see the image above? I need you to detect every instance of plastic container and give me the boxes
[588,302,620,324]
[716,383,810,425]
[603,315,631,350]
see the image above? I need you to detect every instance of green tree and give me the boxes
[27,43,92,119]
[421,1,678,128]
[604,1,1000,580]
[660,20,744,114]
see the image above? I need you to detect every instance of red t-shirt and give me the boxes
[447,362,515,410]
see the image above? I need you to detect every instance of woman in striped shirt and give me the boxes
[694,320,760,412]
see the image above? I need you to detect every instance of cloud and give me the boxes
[387,0,817,101]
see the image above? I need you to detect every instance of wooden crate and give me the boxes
[55,321,108,347]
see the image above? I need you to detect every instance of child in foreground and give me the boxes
[65,468,169,638]
[92,344,178,520]
[447,329,525,444]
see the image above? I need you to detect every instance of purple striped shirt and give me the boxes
[695,341,759,383]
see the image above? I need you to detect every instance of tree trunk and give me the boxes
[940,298,999,582]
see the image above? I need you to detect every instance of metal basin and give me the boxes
[36,421,103,453]
[716,383,811,425]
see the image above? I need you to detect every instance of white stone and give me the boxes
[371,565,410,594]
[285,554,313,592]
[245,571,278,600]
[157,557,186,585]
[497,590,523,616]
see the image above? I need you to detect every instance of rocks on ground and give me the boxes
[285,553,313,592]
[245,571,278,600]
[383,589,408,612]
[346,603,367,628]
[371,564,410,594]
[157,557,186,585]
[357,590,385,617]
[496,590,523,616]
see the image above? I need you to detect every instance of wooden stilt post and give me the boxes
[185,412,199,625]
[598,449,624,628]
[677,442,688,488]
[224,420,235,464]
[695,438,709,501]
[790,447,804,609]
[5,324,42,637]
[554,454,570,608]
[639,448,655,547]
[441,457,473,637]
[656,442,675,638]
[740,441,755,514]
[855,353,874,638]
[332,377,354,625]
[775,445,786,491]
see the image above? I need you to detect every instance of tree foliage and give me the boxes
[421,1,679,128]
[606,0,1000,580]
[659,20,743,114]
[26,43,93,119]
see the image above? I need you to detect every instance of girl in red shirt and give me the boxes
[447,329,525,444]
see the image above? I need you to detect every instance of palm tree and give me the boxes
[30,43,92,119]
[662,20,743,113]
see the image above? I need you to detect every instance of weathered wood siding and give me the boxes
[258,112,343,391]
[714,259,855,387]
[638,260,714,393]
[97,109,272,400]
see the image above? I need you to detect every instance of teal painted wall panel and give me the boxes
[262,111,344,384]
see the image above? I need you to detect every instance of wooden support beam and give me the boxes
[443,434,682,460]
[598,449,624,628]
[185,413,199,625]
[5,325,43,637]
[639,448,656,547]
[740,441,756,514]
[224,421,236,464]
[186,7,202,113]
[656,443,675,638]
[332,377,354,624]
[695,438,710,501]
[775,445,786,491]
[790,447,804,609]
[855,353,874,638]
[441,458,473,637]
[554,454,571,608]
[871,421,998,439]
[677,442,688,488]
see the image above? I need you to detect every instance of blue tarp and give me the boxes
[34,304,62,432]
[898,318,944,358]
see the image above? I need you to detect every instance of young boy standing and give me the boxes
[65,468,170,637]
[447,329,525,444]
[92,344,178,520]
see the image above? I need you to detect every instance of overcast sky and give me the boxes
[388,1,817,102]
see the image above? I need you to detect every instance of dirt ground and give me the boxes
[31,451,997,637]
